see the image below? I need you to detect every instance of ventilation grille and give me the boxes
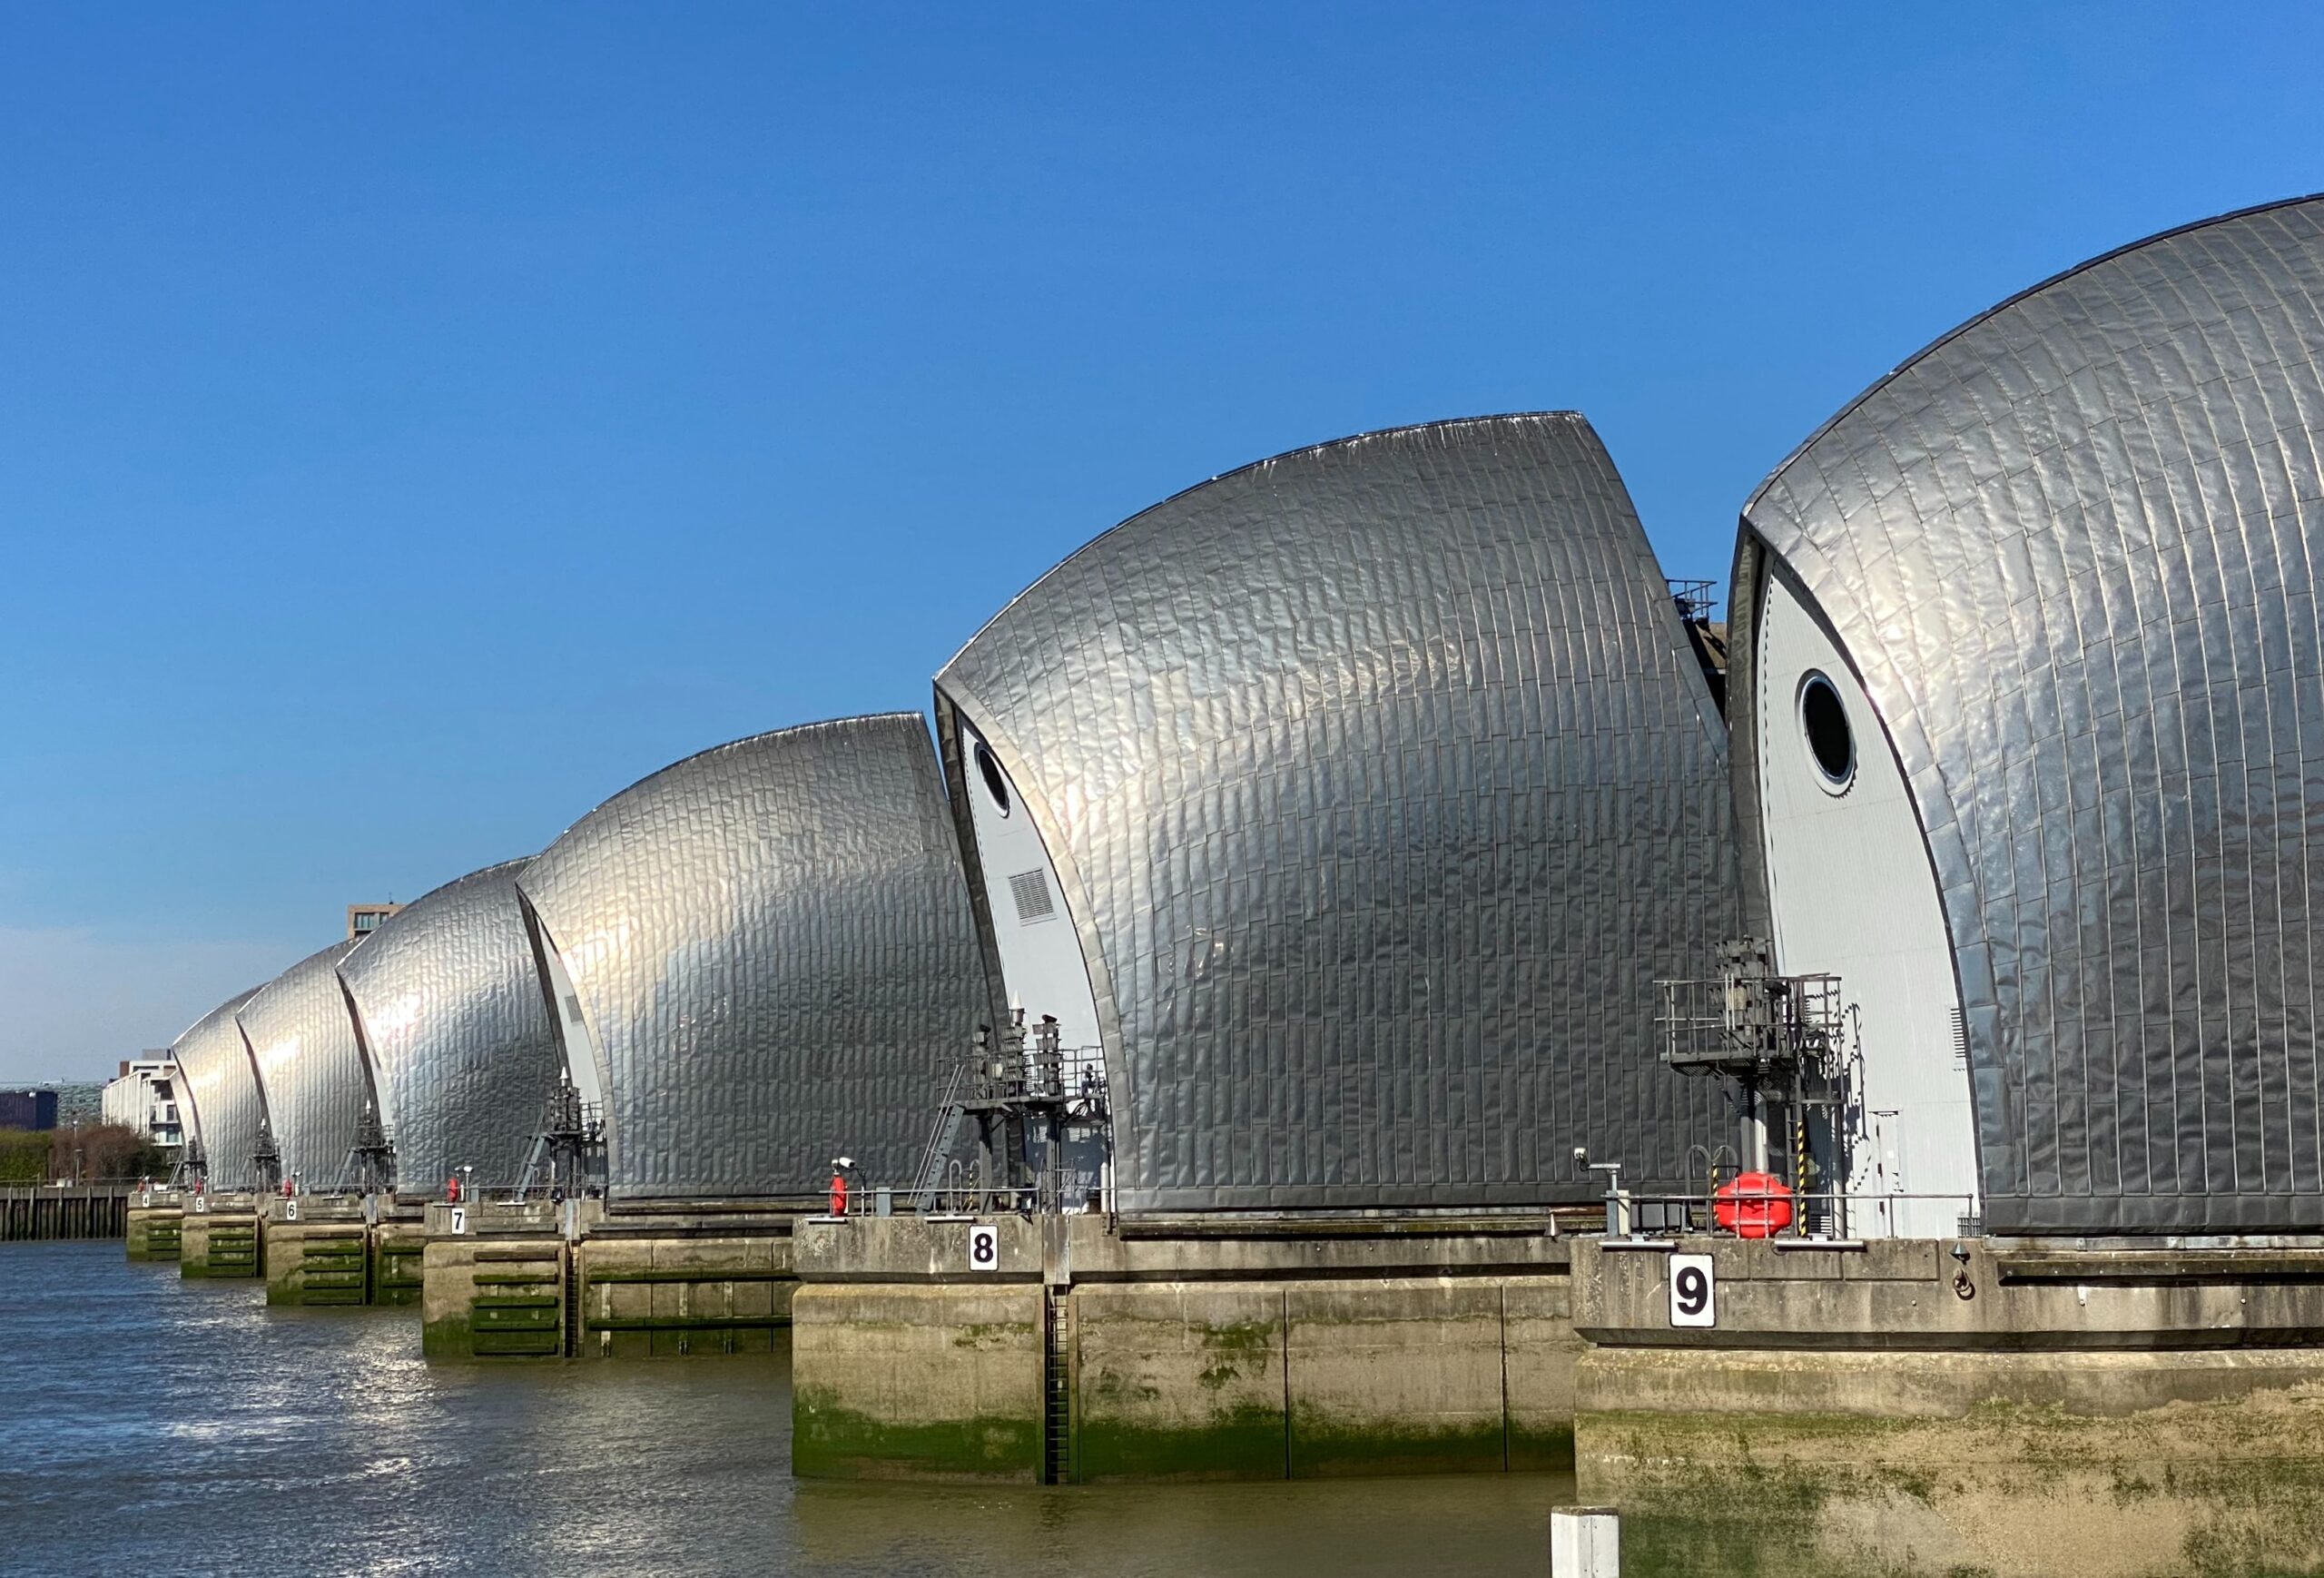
[1949,1006,1968,1070]
[1009,869,1057,924]
[566,994,586,1024]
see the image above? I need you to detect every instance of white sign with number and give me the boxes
[283,1198,299,1222]
[965,1222,1000,1272]
[448,1207,468,1236]
[1669,1253,1716,1327]
[195,1196,209,1213]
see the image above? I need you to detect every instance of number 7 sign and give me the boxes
[1669,1253,1716,1327]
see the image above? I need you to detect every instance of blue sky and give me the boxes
[5,4,2321,1080]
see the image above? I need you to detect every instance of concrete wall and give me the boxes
[1572,1235,2324,1576]
[793,1282,1046,1482]
[576,1227,793,1357]
[179,1196,261,1278]
[418,1200,796,1359]
[125,1194,183,1261]
[262,1198,370,1307]
[791,1213,1579,1484]
[419,1199,568,1358]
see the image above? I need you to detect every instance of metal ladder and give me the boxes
[562,1247,583,1358]
[1042,1286,1072,1484]
[909,1055,974,1211]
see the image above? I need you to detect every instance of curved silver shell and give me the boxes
[172,986,266,1189]
[515,714,991,1201]
[234,939,367,1189]
[1734,196,2324,1232]
[337,859,564,1198]
[938,413,1738,1212]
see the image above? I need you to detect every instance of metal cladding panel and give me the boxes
[234,939,367,1188]
[1738,195,2324,1233]
[337,859,563,1198]
[172,987,265,1188]
[515,714,991,1201]
[938,413,1738,1213]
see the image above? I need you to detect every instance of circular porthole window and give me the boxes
[972,741,1011,815]
[1797,671,1856,794]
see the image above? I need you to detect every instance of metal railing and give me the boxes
[1601,1188,1983,1242]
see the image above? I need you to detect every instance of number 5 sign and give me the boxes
[965,1223,1000,1272]
[1669,1253,1716,1327]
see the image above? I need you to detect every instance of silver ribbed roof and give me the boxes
[234,938,366,1188]
[171,986,265,1189]
[515,714,992,1200]
[939,413,1737,1212]
[337,859,563,1198]
[1735,195,2324,1233]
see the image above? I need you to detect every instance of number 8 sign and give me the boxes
[966,1223,1000,1272]
[1669,1253,1716,1327]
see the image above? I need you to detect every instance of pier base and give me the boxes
[574,1212,793,1357]
[792,1212,1578,1484]
[179,1194,262,1279]
[125,1190,184,1260]
[257,1197,430,1307]
[419,1198,797,1358]
[1571,1235,2324,1577]
[372,1209,427,1306]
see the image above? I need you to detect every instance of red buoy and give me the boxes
[1714,1171,1795,1238]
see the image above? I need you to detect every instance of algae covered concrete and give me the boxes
[1074,1283,1287,1482]
[178,1195,262,1279]
[1572,1235,2324,1574]
[419,1199,571,1359]
[576,1228,794,1357]
[793,1282,1044,1482]
[262,1198,372,1307]
[371,1214,427,1307]
[124,1192,183,1261]
[1581,1369,2324,1578]
[792,1213,1581,1484]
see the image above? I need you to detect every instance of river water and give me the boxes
[0,1240,1568,1576]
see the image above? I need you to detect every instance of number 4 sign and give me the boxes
[1669,1253,1716,1327]
[965,1223,1000,1272]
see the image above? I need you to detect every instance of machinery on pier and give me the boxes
[340,1101,396,1197]
[513,1075,605,1200]
[1657,938,1851,1233]
[911,1009,1111,1215]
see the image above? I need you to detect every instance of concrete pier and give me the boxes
[791,1212,1580,1484]
[178,1193,262,1278]
[1571,1235,2324,1575]
[371,1209,427,1306]
[419,1198,796,1358]
[239,1196,431,1306]
[124,1188,184,1260]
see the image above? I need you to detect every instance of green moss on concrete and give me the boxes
[1508,1419,1575,1473]
[1288,1415,1507,1479]
[793,1386,1040,1482]
[422,1313,474,1359]
[1077,1400,1288,1483]
[1586,1405,2324,1578]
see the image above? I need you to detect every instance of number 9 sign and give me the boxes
[966,1223,1000,1272]
[1669,1253,1716,1327]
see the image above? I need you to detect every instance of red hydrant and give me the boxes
[829,1169,849,1218]
[446,1174,462,1203]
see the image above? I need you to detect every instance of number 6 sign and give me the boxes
[1669,1253,1716,1327]
[966,1223,1000,1272]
